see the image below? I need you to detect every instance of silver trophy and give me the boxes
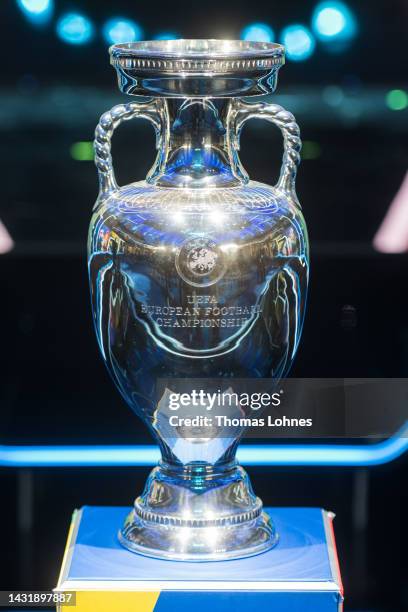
[88,39,309,561]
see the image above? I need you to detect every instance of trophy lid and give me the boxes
[109,39,285,98]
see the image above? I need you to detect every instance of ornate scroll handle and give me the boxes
[228,99,302,200]
[94,99,167,197]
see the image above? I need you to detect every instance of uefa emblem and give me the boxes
[175,237,226,287]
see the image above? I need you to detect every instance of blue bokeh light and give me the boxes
[17,0,54,25]
[56,13,94,45]
[154,32,179,41]
[312,2,357,41]
[281,24,316,61]
[103,18,143,44]
[241,23,275,43]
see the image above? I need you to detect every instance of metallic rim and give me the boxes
[134,496,263,527]
[110,39,284,74]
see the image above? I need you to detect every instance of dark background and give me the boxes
[0,1,407,610]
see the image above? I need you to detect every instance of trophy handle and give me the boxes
[94,99,166,197]
[228,99,302,200]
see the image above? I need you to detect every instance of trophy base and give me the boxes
[118,462,279,561]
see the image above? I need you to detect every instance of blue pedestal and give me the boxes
[56,506,343,611]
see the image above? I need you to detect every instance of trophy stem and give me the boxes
[119,459,278,561]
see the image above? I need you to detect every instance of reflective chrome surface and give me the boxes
[119,462,278,561]
[110,39,285,97]
[89,40,309,561]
